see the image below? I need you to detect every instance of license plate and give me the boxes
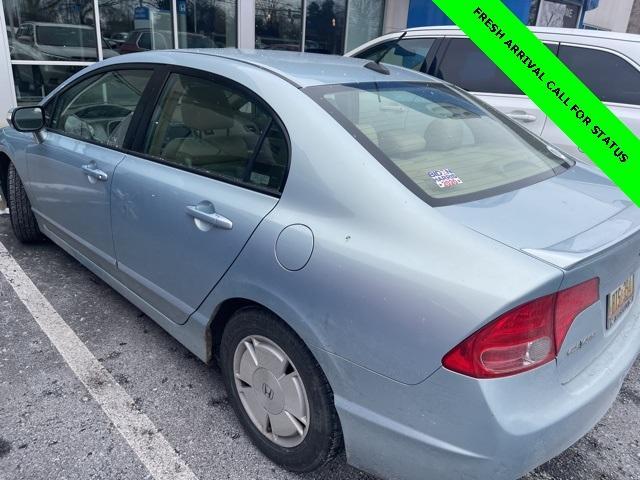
[606,275,635,329]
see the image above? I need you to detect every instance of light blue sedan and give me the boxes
[1,50,639,480]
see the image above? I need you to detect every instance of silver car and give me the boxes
[1,50,639,480]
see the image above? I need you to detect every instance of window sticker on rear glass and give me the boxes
[428,169,464,189]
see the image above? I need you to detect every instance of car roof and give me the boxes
[402,25,640,43]
[167,49,439,88]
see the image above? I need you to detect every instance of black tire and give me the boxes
[220,307,343,472]
[7,163,43,243]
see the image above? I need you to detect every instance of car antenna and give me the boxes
[364,30,408,75]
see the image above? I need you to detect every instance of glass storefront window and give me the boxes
[176,0,237,48]
[255,0,303,51]
[344,0,384,53]
[101,0,173,55]
[3,0,99,61]
[12,64,84,105]
[304,0,346,54]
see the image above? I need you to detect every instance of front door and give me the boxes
[111,70,289,324]
[27,69,154,273]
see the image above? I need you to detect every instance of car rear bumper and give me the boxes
[313,306,640,480]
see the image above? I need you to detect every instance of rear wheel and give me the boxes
[220,308,343,472]
[7,163,43,243]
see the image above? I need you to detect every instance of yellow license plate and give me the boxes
[607,275,635,329]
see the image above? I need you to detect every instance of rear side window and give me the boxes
[558,45,640,106]
[142,73,288,192]
[50,69,152,148]
[356,38,436,71]
[308,82,571,206]
[437,39,522,94]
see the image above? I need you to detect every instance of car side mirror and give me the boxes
[8,106,46,143]
[9,106,44,132]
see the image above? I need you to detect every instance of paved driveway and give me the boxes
[0,214,638,480]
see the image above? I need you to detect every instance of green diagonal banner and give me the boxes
[432,0,640,206]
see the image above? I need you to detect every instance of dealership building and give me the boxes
[0,0,408,117]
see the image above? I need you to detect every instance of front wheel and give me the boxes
[220,308,343,472]
[7,163,43,243]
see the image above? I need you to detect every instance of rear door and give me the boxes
[111,68,289,324]
[433,38,555,135]
[540,44,640,162]
[27,67,154,274]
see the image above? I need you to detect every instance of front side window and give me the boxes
[357,38,436,71]
[558,45,640,106]
[50,69,153,148]
[143,73,288,192]
[308,82,571,206]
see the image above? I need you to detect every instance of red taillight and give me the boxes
[442,278,600,379]
[554,278,600,352]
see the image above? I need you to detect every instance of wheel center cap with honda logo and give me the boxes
[252,368,285,414]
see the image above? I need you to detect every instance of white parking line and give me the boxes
[0,241,199,480]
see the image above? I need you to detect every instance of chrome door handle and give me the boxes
[81,164,108,181]
[185,205,233,230]
[507,111,537,123]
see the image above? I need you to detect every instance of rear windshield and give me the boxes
[307,82,572,206]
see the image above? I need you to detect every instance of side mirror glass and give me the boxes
[9,106,44,132]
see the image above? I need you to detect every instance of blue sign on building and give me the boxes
[408,0,531,28]
[134,6,150,21]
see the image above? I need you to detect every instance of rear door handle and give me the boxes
[81,164,108,181]
[186,204,233,230]
[507,111,537,123]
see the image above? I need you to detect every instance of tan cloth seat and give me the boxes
[162,103,248,176]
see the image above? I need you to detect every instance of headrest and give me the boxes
[178,103,234,131]
[185,84,230,108]
[423,118,465,152]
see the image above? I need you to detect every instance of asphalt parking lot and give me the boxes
[0,212,638,480]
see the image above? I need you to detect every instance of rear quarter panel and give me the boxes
[184,70,565,384]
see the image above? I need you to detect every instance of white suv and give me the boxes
[347,26,640,163]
